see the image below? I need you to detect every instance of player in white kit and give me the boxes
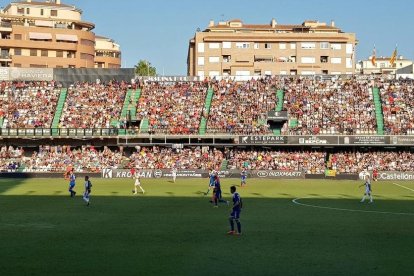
[359,173,373,203]
[172,167,177,183]
[133,173,145,195]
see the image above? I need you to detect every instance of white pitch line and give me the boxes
[292,198,414,216]
[393,183,414,193]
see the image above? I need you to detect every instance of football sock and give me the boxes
[236,221,241,233]
[229,218,234,231]
[361,196,366,202]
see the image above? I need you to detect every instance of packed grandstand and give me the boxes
[1,76,414,174]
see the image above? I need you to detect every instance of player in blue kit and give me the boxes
[240,168,247,187]
[227,186,242,235]
[68,169,76,197]
[204,169,216,196]
[212,175,229,207]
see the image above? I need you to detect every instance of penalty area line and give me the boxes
[393,183,414,193]
[292,198,414,216]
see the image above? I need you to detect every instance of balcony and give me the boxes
[0,21,12,32]
[0,54,11,60]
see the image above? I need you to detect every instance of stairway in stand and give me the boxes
[51,88,68,136]
[199,88,214,135]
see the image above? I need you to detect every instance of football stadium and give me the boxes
[1,1,414,275]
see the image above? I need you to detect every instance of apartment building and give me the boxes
[188,19,357,77]
[0,0,121,68]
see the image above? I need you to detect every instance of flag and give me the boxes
[389,46,397,67]
[371,46,376,66]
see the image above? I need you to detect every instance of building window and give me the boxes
[301,42,316,49]
[51,10,58,17]
[222,42,231,49]
[30,64,47,68]
[254,43,259,49]
[302,71,316,75]
[67,51,76,58]
[264,43,272,49]
[265,71,272,76]
[26,8,30,14]
[40,9,44,16]
[346,44,353,54]
[197,43,204,53]
[346,58,352,68]
[330,44,342,50]
[197,57,204,66]
[380,63,385,68]
[290,43,296,49]
[279,71,287,75]
[197,71,205,78]
[301,57,316,64]
[41,50,48,57]
[223,69,231,76]
[320,42,329,49]
[279,43,286,50]
[14,49,22,56]
[236,42,250,49]
[254,69,261,76]
[81,39,95,47]
[30,49,37,56]
[331,57,342,64]
[14,63,21,67]
[14,34,22,40]
[209,43,220,49]
[222,55,231,63]
[320,56,328,63]
[209,71,220,77]
[17,7,24,14]
[56,51,63,58]
[209,56,220,63]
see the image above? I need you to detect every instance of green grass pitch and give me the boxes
[1,177,414,275]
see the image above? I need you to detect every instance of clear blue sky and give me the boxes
[2,0,414,75]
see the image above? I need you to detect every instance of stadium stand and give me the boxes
[0,81,61,129]
[136,82,207,134]
[284,77,377,135]
[379,79,414,135]
[58,82,127,129]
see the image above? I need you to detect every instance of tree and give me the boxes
[135,60,157,76]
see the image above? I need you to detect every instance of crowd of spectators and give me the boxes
[284,77,377,135]
[59,81,128,129]
[22,145,125,172]
[0,81,61,128]
[226,149,326,174]
[206,78,279,134]
[0,146,23,172]
[379,79,414,135]
[136,82,207,134]
[3,144,414,174]
[329,151,414,173]
[127,146,223,169]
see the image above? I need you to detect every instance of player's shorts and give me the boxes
[215,190,222,199]
[241,176,246,181]
[230,210,241,220]
[209,181,215,187]
[69,183,75,189]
